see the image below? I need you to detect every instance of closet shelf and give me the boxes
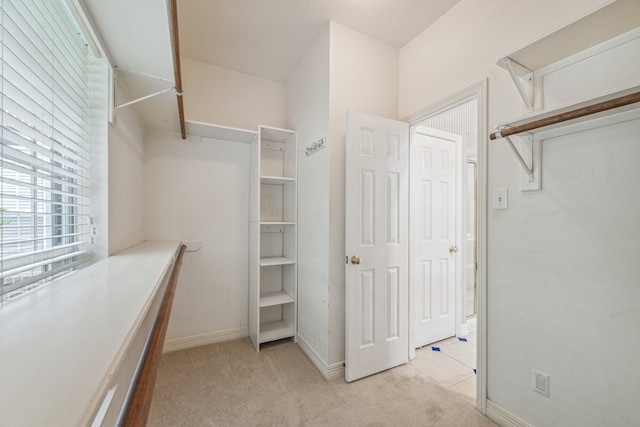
[185,120,257,143]
[260,291,295,307]
[497,0,640,75]
[261,175,295,185]
[258,321,295,343]
[260,256,295,267]
[250,125,297,352]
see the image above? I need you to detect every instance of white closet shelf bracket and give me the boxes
[113,67,177,110]
[501,133,534,181]
[114,86,176,110]
[499,57,534,111]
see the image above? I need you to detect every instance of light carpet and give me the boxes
[148,338,497,426]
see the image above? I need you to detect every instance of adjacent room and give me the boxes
[1,0,638,426]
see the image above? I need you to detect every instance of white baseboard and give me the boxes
[463,316,477,335]
[296,334,345,381]
[486,400,533,427]
[326,361,345,381]
[163,327,248,353]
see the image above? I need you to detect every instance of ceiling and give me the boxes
[177,0,461,83]
[81,0,461,131]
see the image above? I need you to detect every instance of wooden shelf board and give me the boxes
[260,256,295,267]
[260,291,295,307]
[259,321,295,343]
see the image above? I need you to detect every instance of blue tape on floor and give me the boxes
[458,337,467,342]
[432,346,440,352]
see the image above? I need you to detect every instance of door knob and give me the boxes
[351,255,361,265]
[449,246,459,253]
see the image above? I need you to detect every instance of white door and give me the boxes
[345,111,409,382]
[411,126,462,348]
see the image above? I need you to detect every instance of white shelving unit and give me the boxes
[249,126,297,351]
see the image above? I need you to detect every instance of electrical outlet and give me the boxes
[533,370,550,397]
[493,188,508,210]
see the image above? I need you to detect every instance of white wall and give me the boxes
[328,22,399,365]
[141,58,288,345]
[286,27,331,365]
[144,130,251,342]
[399,1,639,425]
[107,83,146,255]
[282,22,400,373]
[183,57,287,130]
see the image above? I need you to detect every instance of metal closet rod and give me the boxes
[167,0,186,139]
[490,90,640,140]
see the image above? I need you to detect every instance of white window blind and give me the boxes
[1,0,92,302]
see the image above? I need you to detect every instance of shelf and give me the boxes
[185,120,257,143]
[259,321,295,343]
[260,291,295,307]
[261,175,295,185]
[260,126,296,143]
[260,256,295,267]
[250,125,297,352]
[497,0,640,75]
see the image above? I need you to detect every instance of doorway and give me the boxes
[410,96,478,347]
[407,88,484,405]
[344,81,487,410]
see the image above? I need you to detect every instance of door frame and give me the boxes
[403,80,488,413]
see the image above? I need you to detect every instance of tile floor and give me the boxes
[412,331,477,404]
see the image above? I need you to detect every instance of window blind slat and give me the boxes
[4,87,89,160]
[0,171,90,196]
[2,232,90,248]
[1,142,90,182]
[1,250,87,278]
[2,259,85,298]
[0,197,89,214]
[1,0,93,301]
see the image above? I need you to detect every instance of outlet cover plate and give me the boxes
[533,370,550,397]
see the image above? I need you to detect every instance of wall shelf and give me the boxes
[260,256,295,267]
[185,120,257,143]
[497,0,640,75]
[496,0,640,112]
[261,176,296,185]
[259,321,295,344]
[260,291,295,307]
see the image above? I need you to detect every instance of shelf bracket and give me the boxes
[113,67,177,111]
[500,57,534,112]
[499,133,541,191]
[503,135,533,179]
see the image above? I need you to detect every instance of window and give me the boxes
[1,0,92,302]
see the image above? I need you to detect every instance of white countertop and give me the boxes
[0,240,181,427]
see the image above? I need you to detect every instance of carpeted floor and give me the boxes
[148,338,497,426]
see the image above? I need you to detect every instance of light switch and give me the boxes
[493,188,508,210]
